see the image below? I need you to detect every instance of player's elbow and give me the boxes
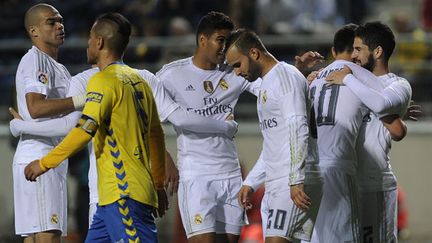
[390,126,407,141]
[27,105,43,119]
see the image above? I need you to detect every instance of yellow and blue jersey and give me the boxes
[82,63,166,207]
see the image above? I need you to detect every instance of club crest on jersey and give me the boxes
[219,79,229,90]
[260,90,267,104]
[51,214,59,224]
[86,92,103,103]
[194,214,203,225]
[37,72,49,85]
[203,81,214,93]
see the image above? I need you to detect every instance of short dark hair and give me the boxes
[94,12,131,55]
[355,21,396,61]
[333,23,358,54]
[225,28,266,55]
[196,11,234,44]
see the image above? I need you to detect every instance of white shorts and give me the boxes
[262,179,322,242]
[178,176,246,238]
[312,167,360,243]
[13,163,67,236]
[359,189,397,243]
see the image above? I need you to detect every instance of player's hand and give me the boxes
[326,65,352,85]
[164,152,179,196]
[306,68,323,85]
[225,113,238,138]
[237,185,254,210]
[290,184,310,211]
[24,160,47,181]
[295,51,324,72]
[9,107,23,120]
[153,189,169,218]
[403,100,422,121]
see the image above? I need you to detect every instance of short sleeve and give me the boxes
[81,76,114,125]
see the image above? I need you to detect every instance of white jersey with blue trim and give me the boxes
[14,46,71,164]
[310,60,369,175]
[157,57,260,179]
[357,73,411,192]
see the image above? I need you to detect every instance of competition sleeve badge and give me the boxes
[219,78,229,90]
[37,71,49,85]
[203,81,214,93]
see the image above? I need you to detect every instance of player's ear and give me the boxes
[28,25,38,38]
[249,48,259,61]
[198,33,207,48]
[374,46,384,59]
[97,36,104,50]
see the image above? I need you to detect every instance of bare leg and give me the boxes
[188,232,215,243]
[265,236,292,243]
[23,235,34,243]
[34,230,61,243]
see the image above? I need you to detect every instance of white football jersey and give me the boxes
[157,57,260,179]
[310,60,369,175]
[357,73,412,191]
[257,62,320,185]
[14,46,71,164]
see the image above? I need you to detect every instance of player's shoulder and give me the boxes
[135,68,156,81]
[156,57,191,77]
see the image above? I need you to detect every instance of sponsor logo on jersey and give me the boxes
[37,72,49,85]
[185,84,195,91]
[51,214,59,224]
[187,103,233,116]
[259,117,278,130]
[203,81,214,93]
[194,214,203,225]
[219,79,229,90]
[86,92,104,103]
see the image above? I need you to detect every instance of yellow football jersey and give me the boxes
[83,63,166,207]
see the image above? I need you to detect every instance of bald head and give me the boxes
[24,4,58,32]
[92,13,131,55]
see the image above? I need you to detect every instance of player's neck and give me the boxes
[35,43,59,60]
[192,52,217,70]
[261,53,278,78]
[97,52,123,70]
[373,62,390,76]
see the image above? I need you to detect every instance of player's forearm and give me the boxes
[27,96,75,119]
[168,107,237,137]
[150,123,166,189]
[10,111,81,137]
[39,127,92,170]
[243,153,266,191]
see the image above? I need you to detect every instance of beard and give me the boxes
[360,54,376,72]
[245,57,261,82]
[87,49,97,65]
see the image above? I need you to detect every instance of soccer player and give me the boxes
[156,12,261,243]
[10,64,240,225]
[225,29,322,243]
[13,3,85,243]
[326,22,412,243]
[23,12,165,242]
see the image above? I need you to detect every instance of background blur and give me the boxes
[0,0,431,242]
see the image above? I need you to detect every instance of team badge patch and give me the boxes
[37,72,49,85]
[219,79,229,90]
[203,81,214,93]
[86,92,104,103]
[51,214,59,224]
[194,214,203,225]
[262,90,267,104]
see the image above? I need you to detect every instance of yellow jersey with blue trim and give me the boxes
[82,63,165,207]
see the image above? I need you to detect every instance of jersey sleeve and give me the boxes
[343,74,412,118]
[242,78,261,97]
[139,69,179,122]
[278,70,309,185]
[22,56,49,96]
[81,75,114,129]
[145,84,166,190]
[243,152,266,191]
